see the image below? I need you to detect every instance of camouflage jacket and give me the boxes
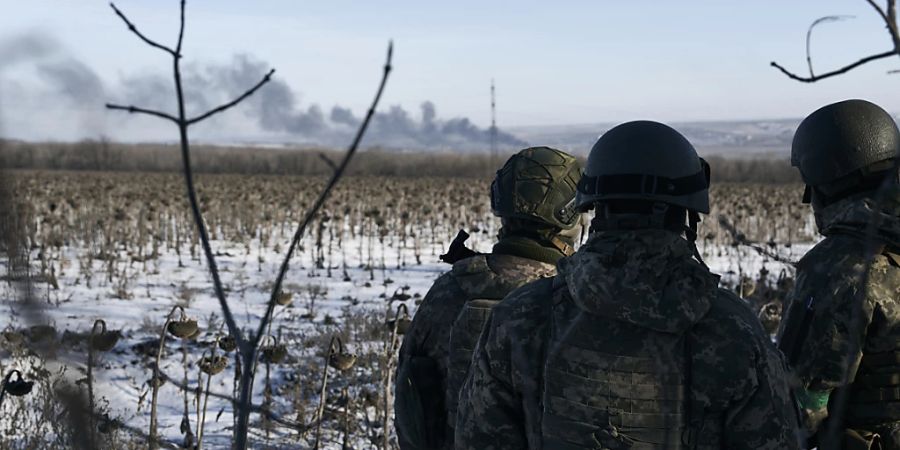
[456,230,802,450]
[777,191,900,444]
[395,244,556,450]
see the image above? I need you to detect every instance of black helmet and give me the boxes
[576,121,710,214]
[490,146,583,230]
[792,99,900,203]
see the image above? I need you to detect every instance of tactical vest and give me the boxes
[446,254,555,430]
[846,349,900,427]
[783,245,900,430]
[846,247,900,429]
[541,284,723,450]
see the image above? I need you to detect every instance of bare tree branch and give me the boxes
[155,369,312,433]
[106,3,278,446]
[186,69,276,125]
[716,215,798,265]
[887,0,900,48]
[867,0,900,49]
[806,16,855,77]
[105,103,180,124]
[233,40,394,450]
[107,4,392,449]
[772,0,899,82]
[318,153,338,172]
[109,3,177,57]
[169,29,245,360]
[866,0,889,21]
[176,0,186,55]
[770,50,896,82]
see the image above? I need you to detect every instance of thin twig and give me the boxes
[150,305,185,448]
[176,0,186,55]
[105,104,180,124]
[770,50,896,82]
[186,69,276,125]
[109,3,177,56]
[155,369,312,432]
[806,16,855,78]
[318,153,338,172]
[772,0,899,82]
[866,0,890,23]
[716,215,798,265]
[234,40,394,450]
[313,338,336,450]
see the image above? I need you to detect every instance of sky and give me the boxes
[0,0,898,146]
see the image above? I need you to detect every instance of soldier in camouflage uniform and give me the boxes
[456,121,802,449]
[394,146,584,450]
[777,99,900,450]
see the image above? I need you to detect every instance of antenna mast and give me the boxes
[490,78,497,163]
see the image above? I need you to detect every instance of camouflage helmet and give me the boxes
[792,99,899,201]
[490,146,583,230]
[575,121,710,213]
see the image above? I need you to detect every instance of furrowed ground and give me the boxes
[0,171,813,449]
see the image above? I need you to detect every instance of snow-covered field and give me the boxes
[0,172,817,449]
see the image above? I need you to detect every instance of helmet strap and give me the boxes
[591,202,669,231]
[498,219,576,258]
[811,164,899,208]
[550,236,576,257]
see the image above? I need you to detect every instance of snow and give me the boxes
[0,215,813,448]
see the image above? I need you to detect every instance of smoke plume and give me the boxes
[0,32,525,151]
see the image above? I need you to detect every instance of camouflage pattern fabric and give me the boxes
[778,189,900,447]
[456,230,802,450]
[395,248,555,450]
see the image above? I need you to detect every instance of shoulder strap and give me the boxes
[538,276,567,415]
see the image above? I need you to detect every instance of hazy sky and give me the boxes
[1,0,898,143]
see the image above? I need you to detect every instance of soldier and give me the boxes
[394,146,584,450]
[777,99,900,449]
[456,121,802,449]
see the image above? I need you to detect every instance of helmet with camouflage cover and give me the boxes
[792,99,900,204]
[490,146,583,230]
[575,120,710,213]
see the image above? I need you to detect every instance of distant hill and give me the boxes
[507,118,801,158]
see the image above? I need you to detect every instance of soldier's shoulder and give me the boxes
[451,253,554,277]
[450,254,491,277]
[489,277,556,325]
[450,253,555,299]
[691,288,775,404]
[798,234,870,272]
[488,253,556,273]
[693,288,772,370]
[429,270,465,294]
[698,288,769,342]
[796,234,898,300]
[417,271,466,310]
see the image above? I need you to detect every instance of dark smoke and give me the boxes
[36,58,105,104]
[0,32,107,137]
[0,31,59,68]
[166,54,526,150]
[0,32,526,151]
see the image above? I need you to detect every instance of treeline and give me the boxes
[0,140,800,182]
